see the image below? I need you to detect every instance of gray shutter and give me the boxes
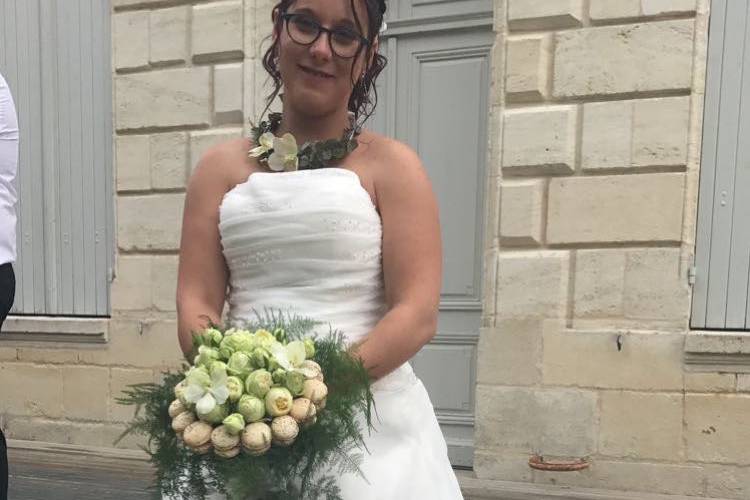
[0,0,114,316]
[369,7,493,467]
[692,0,750,330]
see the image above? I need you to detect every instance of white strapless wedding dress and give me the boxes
[218,167,463,500]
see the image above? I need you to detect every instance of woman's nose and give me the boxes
[309,32,333,62]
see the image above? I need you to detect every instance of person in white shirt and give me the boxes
[0,70,18,500]
[0,71,17,330]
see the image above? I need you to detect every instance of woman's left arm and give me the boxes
[353,142,442,380]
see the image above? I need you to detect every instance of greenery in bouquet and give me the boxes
[116,310,374,500]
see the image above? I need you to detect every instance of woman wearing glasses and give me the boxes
[176,0,463,497]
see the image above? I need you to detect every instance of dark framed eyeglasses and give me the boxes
[281,12,370,59]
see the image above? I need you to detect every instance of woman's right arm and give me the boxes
[176,146,234,357]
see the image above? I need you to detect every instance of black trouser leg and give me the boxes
[0,428,6,500]
[0,262,14,500]
[0,262,14,332]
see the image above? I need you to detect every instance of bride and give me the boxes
[175,0,463,497]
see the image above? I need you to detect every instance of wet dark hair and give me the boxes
[261,0,388,126]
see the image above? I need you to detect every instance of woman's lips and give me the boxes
[299,65,335,79]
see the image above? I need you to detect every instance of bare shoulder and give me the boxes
[358,130,432,198]
[360,130,422,170]
[187,137,256,197]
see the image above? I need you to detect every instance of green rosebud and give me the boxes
[273,327,287,343]
[219,331,256,359]
[227,351,253,379]
[193,346,220,368]
[185,366,211,388]
[268,357,281,372]
[250,347,270,370]
[209,360,228,375]
[226,328,253,339]
[284,370,305,397]
[222,413,245,435]
[198,403,229,424]
[218,345,233,361]
[236,331,257,353]
[226,376,244,402]
[272,369,287,385]
[254,329,276,348]
[303,338,315,359]
[265,387,294,417]
[245,369,272,398]
[204,328,223,347]
[238,394,266,422]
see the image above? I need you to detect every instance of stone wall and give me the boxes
[1,0,748,498]
[475,0,750,497]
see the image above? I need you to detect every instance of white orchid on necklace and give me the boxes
[248,131,274,158]
[269,133,299,172]
[249,132,299,172]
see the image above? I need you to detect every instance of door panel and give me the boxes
[369,18,493,467]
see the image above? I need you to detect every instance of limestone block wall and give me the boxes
[0,0,262,450]
[476,0,750,497]
[1,0,748,498]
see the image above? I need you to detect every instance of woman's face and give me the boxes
[275,0,373,118]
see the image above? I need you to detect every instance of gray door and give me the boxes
[692,0,750,330]
[370,4,493,467]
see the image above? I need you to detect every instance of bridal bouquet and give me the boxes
[116,311,373,500]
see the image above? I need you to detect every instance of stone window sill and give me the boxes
[684,330,750,373]
[0,315,109,343]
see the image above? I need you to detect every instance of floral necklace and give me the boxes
[249,111,361,172]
